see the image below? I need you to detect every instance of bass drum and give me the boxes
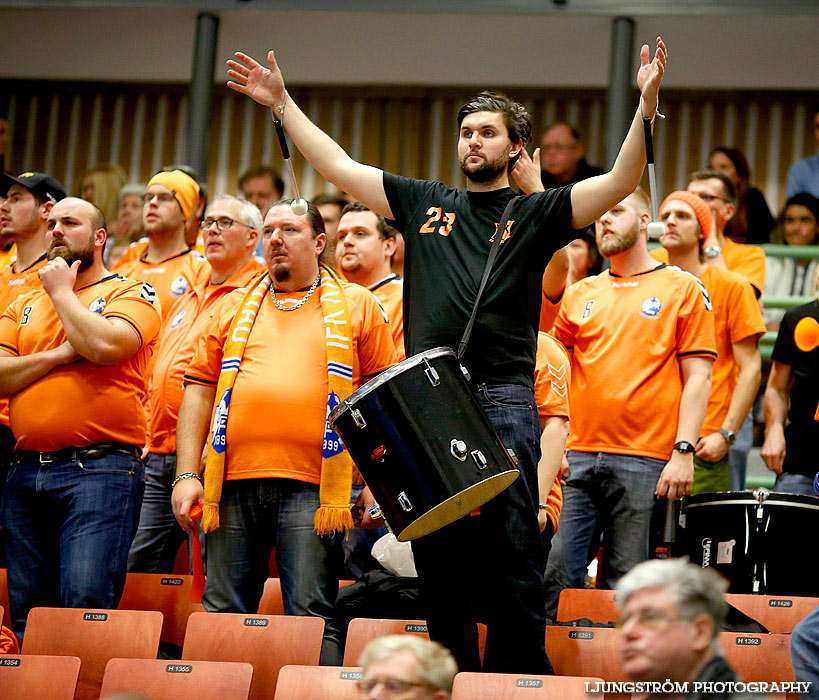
[329,347,519,541]
[680,490,819,596]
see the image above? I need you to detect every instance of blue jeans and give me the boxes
[128,452,189,573]
[774,472,817,497]
[2,451,144,638]
[791,604,819,699]
[412,382,552,675]
[544,451,665,619]
[728,413,753,491]
[203,478,344,665]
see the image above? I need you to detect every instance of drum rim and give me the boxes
[328,346,456,427]
[683,491,819,509]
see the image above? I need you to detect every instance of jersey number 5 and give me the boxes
[419,207,456,236]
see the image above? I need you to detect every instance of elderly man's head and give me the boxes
[617,559,728,685]
[358,635,457,700]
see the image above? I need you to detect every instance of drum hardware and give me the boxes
[422,358,440,387]
[450,439,468,461]
[471,450,488,470]
[351,408,367,429]
[370,445,386,460]
[460,365,471,381]
[506,449,517,465]
[397,492,414,512]
[368,503,383,519]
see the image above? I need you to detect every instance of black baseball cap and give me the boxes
[0,171,67,203]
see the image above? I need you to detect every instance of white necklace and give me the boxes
[269,273,321,312]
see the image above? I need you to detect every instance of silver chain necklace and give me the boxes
[269,273,321,312]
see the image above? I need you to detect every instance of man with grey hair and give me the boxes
[128,195,264,572]
[358,635,457,700]
[617,559,751,700]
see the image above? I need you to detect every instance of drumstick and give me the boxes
[643,116,665,239]
[273,118,309,216]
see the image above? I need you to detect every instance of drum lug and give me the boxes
[471,450,488,470]
[450,439,468,461]
[460,364,471,382]
[351,408,367,429]
[506,448,518,465]
[397,491,414,512]
[422,359,440,387]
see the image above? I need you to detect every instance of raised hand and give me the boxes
[39,257,80,298]
[227,50,287,110]
[637,37,667,111]
[511,147,545,194]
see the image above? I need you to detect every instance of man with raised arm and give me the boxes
[226,39,666,674]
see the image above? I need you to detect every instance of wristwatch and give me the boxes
[718,428,737,445]
[673,440,696,454]
[704,246,722,258]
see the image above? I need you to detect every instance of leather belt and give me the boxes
[16,442,141,464]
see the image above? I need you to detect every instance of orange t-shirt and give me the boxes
[370,274,405,362]
[114,249,210,323]
[553,264,716,461]
[185,281,397,483]
[698,265,766,436]
[0,275,162,450]
[651,240,766,295]
[539,289,563,334]
[0,245,17,272]
[533,331,570,533]
[0,254,48,428]
[113,238,149,267]
[147,258,264,454]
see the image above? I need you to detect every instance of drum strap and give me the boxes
[458,196,521,359]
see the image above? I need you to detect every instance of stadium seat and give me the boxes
[118,572,205,646]
[181,611,324,700]
[556,588,619,624]
[0,568,11,629]
[99,657,253,700]
[720,631,793,683]
[342,617,487,667]
[21,607,162,700]
[545,626,629,700]
[257,577,355,615]
[0,654,81,700]
[273,664,362,700]
[726,593,819,634]
[452,671,605,700]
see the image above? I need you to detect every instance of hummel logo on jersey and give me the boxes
[612,281,638,288]
[140,282,157,303]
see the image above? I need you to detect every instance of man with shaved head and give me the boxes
[0,197,162,638]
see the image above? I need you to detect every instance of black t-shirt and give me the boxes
[771,300,819,476]
[383,172,576,388]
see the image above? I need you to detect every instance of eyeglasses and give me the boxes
[357,677,437,695]
[202,216,249,232]
[694,193,731,205]
[616,608,684,630]
[140,191,177,204]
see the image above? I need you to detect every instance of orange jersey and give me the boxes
[113,248,210,323]
[147,258,264,454]
[698,265,765,436]
[0,244,16,271]
[553,264,716,461]
[370,274,405,361]
[113,238,149,267]
[534,332,570,533]
[539,290,563,334]
[0,275,162,450]
[0,253,48,428]
[185,281,397,484]
[651,240,766,295]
